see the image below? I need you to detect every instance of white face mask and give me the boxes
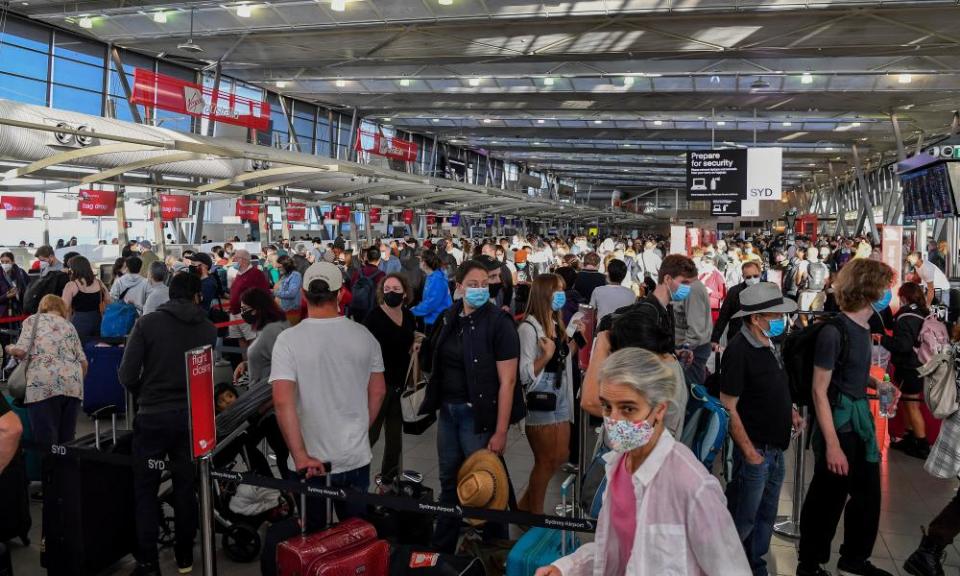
[39,260,50,272]
[744,276,761,286]
[1,263,11,273]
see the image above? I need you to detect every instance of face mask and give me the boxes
[39,260,50,272]
[762,316,786,338]
[669,282,691,301]
[189,265,201,277]
[383,291,404,308]
[464,287,490,308]
[488,283,502,299]
[872,289,892,312]
[1,263,11,273]
[744,276,761,286]
[240,310,257,325]
[516,263,526,270]
[551,291,566,311]
[604,414,656,453]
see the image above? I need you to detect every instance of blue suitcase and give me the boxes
[4,394,40,482]
[82,343,126,415]
[506,476,580,576]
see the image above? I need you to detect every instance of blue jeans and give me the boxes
[305,465,371,532]
[725,446,786,576]
[433,402,506,552]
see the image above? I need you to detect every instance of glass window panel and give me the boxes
[53,32,104,66]
[293,116,313,140]
[297,136,314,154]
[0,17,50,52]
[107,95,144,122]
[0,73,47,105]
[0,44,49,80]
[54,57,103,89]
[155,109,192,133]
[157,62,195,82]
[52,85,102,115]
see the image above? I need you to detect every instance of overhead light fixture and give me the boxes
[490,140,498,144]
[710,75,720,84]
[438,0,453,4]
[432,118,440,123]
[153,10,167,23]
[801,72,813,84]
[537,119,545,124]
[899,73,912,84]
[533,142,542,145]
[825,147,834,151]
[623,144,632,147]
[851,121,861,127]
[78,15,94,28]
[330,0,346,11]
[178,8,203,52]
[623,76,634,87]
[399,78,410,87]
[335,78,346,87]
[716,120,726,126]
[593,119,603,124]
[382,117,391,122]
[482,118,492,123]
[236,4,252,17]
[653,120,663,126]
[782,121,793,127]
[468,77,482,87]
[275,80,287,88]
[543,77,554,86]
[750,77,771,90]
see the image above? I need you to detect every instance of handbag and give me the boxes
[400,349,435,435]
[8,314,40,401]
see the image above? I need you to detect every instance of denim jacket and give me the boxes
[419,300,525,434]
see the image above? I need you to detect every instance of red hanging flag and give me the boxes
[369,207,381,224]
[334,205,351,223]
[1,196,35,219]
[426,211,436,225]
[78,189,117,216]
[402,209,415,225]
[285,202,306,222]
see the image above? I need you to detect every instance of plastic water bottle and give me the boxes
[878,375,896,418]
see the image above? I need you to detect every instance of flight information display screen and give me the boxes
[901,163,955,221]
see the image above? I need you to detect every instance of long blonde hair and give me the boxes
[524,273,565,340]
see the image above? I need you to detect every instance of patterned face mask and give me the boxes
[604,409,657,453]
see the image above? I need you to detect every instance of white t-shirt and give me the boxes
[590,284,638,324]
[269,316,385,473]
[920,260,950,292]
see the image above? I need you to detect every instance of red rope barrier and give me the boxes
[0,314,243,329]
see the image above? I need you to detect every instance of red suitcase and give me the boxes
[306,538,390,576]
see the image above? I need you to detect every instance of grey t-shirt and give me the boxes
[248,320,289,388]
[814,313,871,401]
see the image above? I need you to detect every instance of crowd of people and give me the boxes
[0,227,958,576]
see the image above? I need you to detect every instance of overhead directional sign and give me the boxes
[711,198,741,216]
[687,150,747,200]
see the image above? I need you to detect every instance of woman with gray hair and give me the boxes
[537,348,750,576]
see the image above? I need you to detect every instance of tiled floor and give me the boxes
[9,413,959,576]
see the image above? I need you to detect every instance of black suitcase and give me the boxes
[368,471,434,546]
[41,406,137,576]
[0,450,31,545]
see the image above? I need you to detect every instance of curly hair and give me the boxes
[833,258,894,312]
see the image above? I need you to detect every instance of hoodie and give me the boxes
[110,273,148,313]
[119,299,218,414]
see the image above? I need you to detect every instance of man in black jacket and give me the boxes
[712,260,762,350]
[119,272,218,576]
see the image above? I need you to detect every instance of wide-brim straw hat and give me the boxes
[457,449,510,526]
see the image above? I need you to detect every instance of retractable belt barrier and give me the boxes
[0,314,245,329]
[17,439,598,534]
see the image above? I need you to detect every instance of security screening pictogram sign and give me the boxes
[687,148,783,203]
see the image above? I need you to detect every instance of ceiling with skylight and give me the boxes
[18,0,960,198]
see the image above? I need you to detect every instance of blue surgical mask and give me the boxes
[670,283,691,301]
[551,291,566,311]
[464,287,490,308]
[763,316,786,338]
[872,289,892,312]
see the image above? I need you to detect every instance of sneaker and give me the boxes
[906,438,931,460]
[176,564,193,575]
[130,562,162,576]
[797,564,832,576]
[176,552,194,574]
[837,558,894,576]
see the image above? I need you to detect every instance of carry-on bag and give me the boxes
[390,546,486,575]
[368,469,435,546]
[82,342,126,415]
[506,476,580,576]
[41,405,136,576]
[4,394,40,481]
[0,447,31,545]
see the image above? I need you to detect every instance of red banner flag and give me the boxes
[132,69,270,132]
[159,194,190,220]
[334,205,351,223]
[236,199,260,221]
[285,202,306,222]
[369,207,381,224]
[1,196,34,218]
[78,189,117,216]
[402,209,415,225]
[426,211,436,225]
[355,129,418,162]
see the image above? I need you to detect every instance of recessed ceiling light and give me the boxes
[782,121,792,126]
[899,73,912,84]
[851,121,861,127]
[825,147,834,151]
[801,72,813,84]
[653,120,663,126]
[335,79,346,87]
[490,141,498,144]
[153,10,167,23]
[275,80,287,88]
[399,78,411,87]
[593,119,603,124]
[432,118,440,123]
[382,117,391,122]
[716,120,726,126]
[330,0,346,11]
[438,0,453,5]
[623,144,632,147]
[623,76,634,87]
[533,142,542,145]
[537,119,545,124]
[78,15,94,28]
[468,77,482,87]
[543,77,554,86]
[236,4,252,18]
[482,118,492,124]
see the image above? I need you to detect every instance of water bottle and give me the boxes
[878,374,896,418]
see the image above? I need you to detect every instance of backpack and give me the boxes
[101,286,140,340]
[806,262,829,291]
[917,346,959,418]
[22,272,69,315]
[900,312,950,364]
[679,383,729,469]
[351,268,379,318]
[782,315,847,408]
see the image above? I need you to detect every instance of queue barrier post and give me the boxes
[773,406,808,539]
[199,454,217,576]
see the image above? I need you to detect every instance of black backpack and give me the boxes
[351,268,379,318]
[782,315,848,407]
[22,271,69,315]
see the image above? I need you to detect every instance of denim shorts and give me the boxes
[525,372,571,427]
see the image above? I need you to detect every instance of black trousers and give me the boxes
[928,485,960,547]
[798,430,881,567]
[369,386,403,481]
[132,409,196,566]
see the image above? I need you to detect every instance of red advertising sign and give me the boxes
[402,209,415,225]
[185,345,216,459]
[131,69,270,132]
[1,196,35,218]
[426,211,436,225]
[159,194,190,220]
[369,207,381,224]
[285,201,306,222]
[334,205,351,223]
[78,189,117,216]
[236,199,260,221]
[355,129,418,162]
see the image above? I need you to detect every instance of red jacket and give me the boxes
[229,266,271,314]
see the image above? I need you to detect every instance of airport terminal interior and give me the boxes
[2,1,960,575]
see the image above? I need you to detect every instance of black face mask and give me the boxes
[488,283,503,299]
[240,310,257,325]
[383,292,404,308]
[189,265,201,277]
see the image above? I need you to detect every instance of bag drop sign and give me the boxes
[687,150,747,200]
[185,345,216,459]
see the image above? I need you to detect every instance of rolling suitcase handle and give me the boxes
[297,462,333,536]
[90,405,119,451]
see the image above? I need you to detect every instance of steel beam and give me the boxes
[852,145,880,244]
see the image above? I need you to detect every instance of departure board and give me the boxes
[901,163,955,221]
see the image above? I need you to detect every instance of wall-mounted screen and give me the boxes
[901,162,956,221]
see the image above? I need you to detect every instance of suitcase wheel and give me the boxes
[222,524,261,563]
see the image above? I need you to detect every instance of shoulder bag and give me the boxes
[400,348,435,435]
[8,314,40,401]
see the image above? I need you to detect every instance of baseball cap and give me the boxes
[303,262,343,292]
[185,252,213,269]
